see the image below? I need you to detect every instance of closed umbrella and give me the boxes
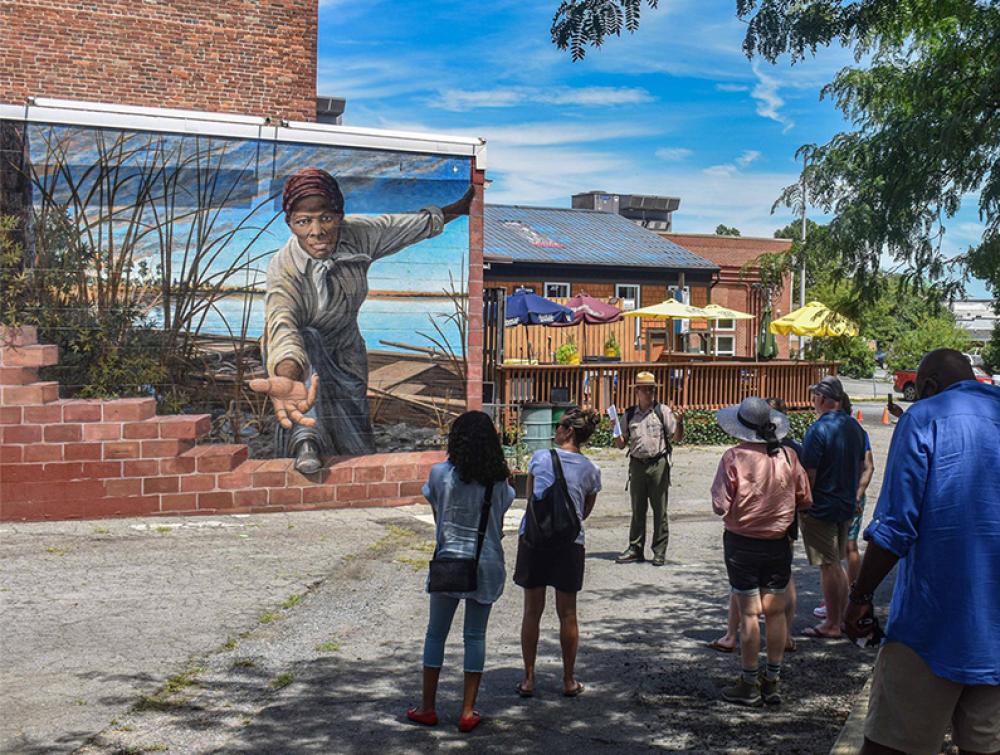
[769,301,859,337]
[756,300,779,359]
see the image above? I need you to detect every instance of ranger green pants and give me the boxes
[628,456,670,559]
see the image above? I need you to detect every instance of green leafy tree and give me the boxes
[715,224,741,237]
[553,0,1000,307]
[979,321,1000,374]
[885,317,971,373]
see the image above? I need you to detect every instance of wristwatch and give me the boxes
[848,582,874,605]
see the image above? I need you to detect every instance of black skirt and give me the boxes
[513,537,586,593]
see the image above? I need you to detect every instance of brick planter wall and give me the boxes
[0,326,443,522]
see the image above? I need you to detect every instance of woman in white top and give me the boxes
[514,408,602,698]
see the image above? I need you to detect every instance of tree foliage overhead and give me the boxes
[552,0,1000,306]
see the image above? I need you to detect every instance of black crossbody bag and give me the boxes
[428,482,494,593]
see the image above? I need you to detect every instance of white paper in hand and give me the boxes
[607,405,623,439]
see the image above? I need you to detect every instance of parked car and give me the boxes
[894,367,996,401]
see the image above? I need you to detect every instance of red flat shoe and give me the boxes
[458,711,481,733]
[406,707,438,726]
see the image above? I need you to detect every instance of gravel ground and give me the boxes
[1,420,898,754]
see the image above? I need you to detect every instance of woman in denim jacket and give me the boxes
[406,411,515,732]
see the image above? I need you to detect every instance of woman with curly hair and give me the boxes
[406,411,514,733]
[515,407,602,699]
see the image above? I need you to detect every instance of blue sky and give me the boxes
[317,0,992,298]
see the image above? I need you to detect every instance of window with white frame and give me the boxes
[714,335,736,356]
[544,282,570,299]
[615,284,640,310]
[715,318,735,331]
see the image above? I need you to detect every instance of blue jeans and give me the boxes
[422,594,493,673]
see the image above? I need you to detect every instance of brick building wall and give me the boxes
[0,0,318,121]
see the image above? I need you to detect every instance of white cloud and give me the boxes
[751,63,795,132]
[656,147,693,161]
[715,83,749,92]
[429,86,654,111]
[736,150,761,167]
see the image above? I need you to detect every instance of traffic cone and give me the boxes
[881,406,890,425]
[856,409,864,424]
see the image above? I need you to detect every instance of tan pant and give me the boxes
[799,513,849,566]
[865,642,1000,755]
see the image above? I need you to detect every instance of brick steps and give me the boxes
[0,325,444,521]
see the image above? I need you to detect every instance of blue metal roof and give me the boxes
[484,204,719,271]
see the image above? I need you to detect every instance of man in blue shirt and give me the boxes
[799,375,867,639]
[846,349,1000,755]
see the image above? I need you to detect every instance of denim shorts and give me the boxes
[723,530,793,595]
[848,495,867,541]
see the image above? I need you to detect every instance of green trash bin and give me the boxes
[551,402,577,432]
[521,402,554,452]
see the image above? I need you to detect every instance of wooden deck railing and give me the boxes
[496,360,837,426]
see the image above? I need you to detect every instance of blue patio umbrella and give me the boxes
[504,288,572,327]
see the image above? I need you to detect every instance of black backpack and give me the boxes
[523,450,582,548]
[624,402,673,458]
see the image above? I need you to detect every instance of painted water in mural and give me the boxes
[10,121,473,461]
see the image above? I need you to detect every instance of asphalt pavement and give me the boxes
[1,424,899,754]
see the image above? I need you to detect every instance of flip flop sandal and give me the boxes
[515,682,534,698]
[801,626,841,640]
[706,639,736,653]
[563,682,585,697]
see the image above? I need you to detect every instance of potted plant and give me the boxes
[502,424,531,498]
[555,337,581,365]
[603,333,621,358]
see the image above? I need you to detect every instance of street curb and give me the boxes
[829,675,872,755]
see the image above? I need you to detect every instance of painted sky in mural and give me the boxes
[24,123,471,353]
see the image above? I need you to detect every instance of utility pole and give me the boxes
[799,154,808,358]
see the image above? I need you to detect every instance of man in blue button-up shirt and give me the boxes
[845,349,1000,755]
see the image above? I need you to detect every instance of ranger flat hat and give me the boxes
[634,371,658,388]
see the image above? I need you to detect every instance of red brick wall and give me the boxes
[0,0,317,121]
[466,168,485,409]
[0,326,442,522]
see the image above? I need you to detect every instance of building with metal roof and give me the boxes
[484,204,718,289]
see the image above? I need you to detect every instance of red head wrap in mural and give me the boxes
[282,168,345,221]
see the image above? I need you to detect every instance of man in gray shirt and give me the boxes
[614,371,683,566]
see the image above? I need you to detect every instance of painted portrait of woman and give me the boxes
[250,167,473,473]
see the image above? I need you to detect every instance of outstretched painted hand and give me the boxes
[248,376,319,429]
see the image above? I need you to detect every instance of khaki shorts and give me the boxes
[799,513,849,566]
[865,642,1000,755]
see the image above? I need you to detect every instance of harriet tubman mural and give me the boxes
[3,120,474,470]
[249,168,473,472]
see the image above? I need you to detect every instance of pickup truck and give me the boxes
[894,367,996,401]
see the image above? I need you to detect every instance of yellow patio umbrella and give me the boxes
[701,303,755,321]
[622,298,709,319]
[623,298,709,357]
[769,301,859,337]
[701,303,755,357]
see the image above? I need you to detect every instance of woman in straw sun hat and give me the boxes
[710,397,812,707]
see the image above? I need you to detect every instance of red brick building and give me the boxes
[0,0,318,121]
[662,233,794,358]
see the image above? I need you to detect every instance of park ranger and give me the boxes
[614,371,683,567]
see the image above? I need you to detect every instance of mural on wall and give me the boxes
[250,168,472,470]
[1,120,474,463]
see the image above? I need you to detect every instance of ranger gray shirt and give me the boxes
[626,404,677,460]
